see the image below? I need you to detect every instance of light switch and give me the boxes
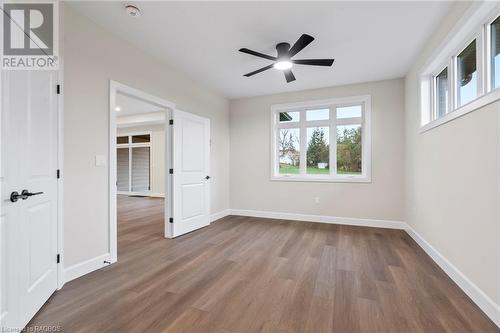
[95,155,106,167]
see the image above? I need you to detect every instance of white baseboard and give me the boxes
[405,226,500,328]
[117,191,165,198]
[210,209,231,222]
[63,253,112,284]
[229,209,406,229]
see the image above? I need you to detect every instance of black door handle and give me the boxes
[205,176,210,180]
[10,191,22,202]
[21,189,43,200]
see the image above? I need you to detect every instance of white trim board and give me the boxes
[230,209,405,229]
[405,226,500,328]
[210,209,231,223]
[63,253,111,284]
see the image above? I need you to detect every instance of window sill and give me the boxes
[420,88,500,133]
[270,175,371,183]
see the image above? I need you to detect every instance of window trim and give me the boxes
[486,11,500,92]
[419,2,500,133]
[270,95,371,183]
[432,64,451,121]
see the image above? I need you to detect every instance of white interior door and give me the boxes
[1,70,59,330]
[171,110,210,237]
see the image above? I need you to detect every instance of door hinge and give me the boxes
[169,217,173,223]
[56,84,61,95]
[169,119,174,125]
[57,169,61,179]
[169,169,173,174]
[56,254,61,264]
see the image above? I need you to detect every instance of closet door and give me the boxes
[116,147,129,192]
[131,147,150,192]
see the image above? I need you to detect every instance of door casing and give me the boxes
[109,81,176,263]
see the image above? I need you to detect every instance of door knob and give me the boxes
[20,189,43,200]
[10,191,22,202]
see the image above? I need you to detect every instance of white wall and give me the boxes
[62,4,230,267]
[404,1,500,306]
[229,79,405,222]
[117,124,165,195]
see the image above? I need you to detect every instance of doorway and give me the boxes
[109,81,173,263]
[109,81,212,263]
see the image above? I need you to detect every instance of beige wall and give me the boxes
[404,2,500,304]
[229,79,405,221]
[62,5,230,267]
[117,124,165,195]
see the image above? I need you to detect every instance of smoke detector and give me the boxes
[125,4,141,17]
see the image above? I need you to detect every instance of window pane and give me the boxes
[117,136,128,144]
[279,111,300,122]
[306,127,329,175]
[337,125,362,175]
[457,40,477,106]
[337,105,362,119]
[132,134,150,143]
[436,67,449,118]
[131,147,150,191]
[279,128,300,174]
[492,16,500,89]
[306,109,329,121]
[117,148,129,191]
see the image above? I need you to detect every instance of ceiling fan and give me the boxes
[239,34,334,83]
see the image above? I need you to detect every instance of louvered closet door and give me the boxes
[131,147,150,192]
[116,148,129,191]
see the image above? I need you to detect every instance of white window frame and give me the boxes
[432,64,451,121]
[420,2,500,133]
[270,95,371,183]
[486,10,500,92]
[116,131,153,194]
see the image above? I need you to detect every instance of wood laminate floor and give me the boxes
[28,195,497,332]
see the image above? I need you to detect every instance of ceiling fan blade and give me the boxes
[288,34,315,57]
[239,48,277,61]
[284,70,296,83]
[243,64,274,77]
[292,59,335,66]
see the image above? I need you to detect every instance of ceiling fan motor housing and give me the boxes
[276,42,291,59]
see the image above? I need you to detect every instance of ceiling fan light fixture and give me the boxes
[273,60,293,70]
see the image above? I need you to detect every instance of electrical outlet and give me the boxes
[314,197,320,204]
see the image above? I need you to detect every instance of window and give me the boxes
[271,96,371,182]
[491,15,500,90]
[116,132,152,193]
[117,136,129,144]
[420,4,500,132]
[131,134,150,143]
[456,40,477,107]
[434,67,449,118]
[279,128,300,174]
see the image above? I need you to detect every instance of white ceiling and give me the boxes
[70,1,454,99]
[116,92,164,116]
